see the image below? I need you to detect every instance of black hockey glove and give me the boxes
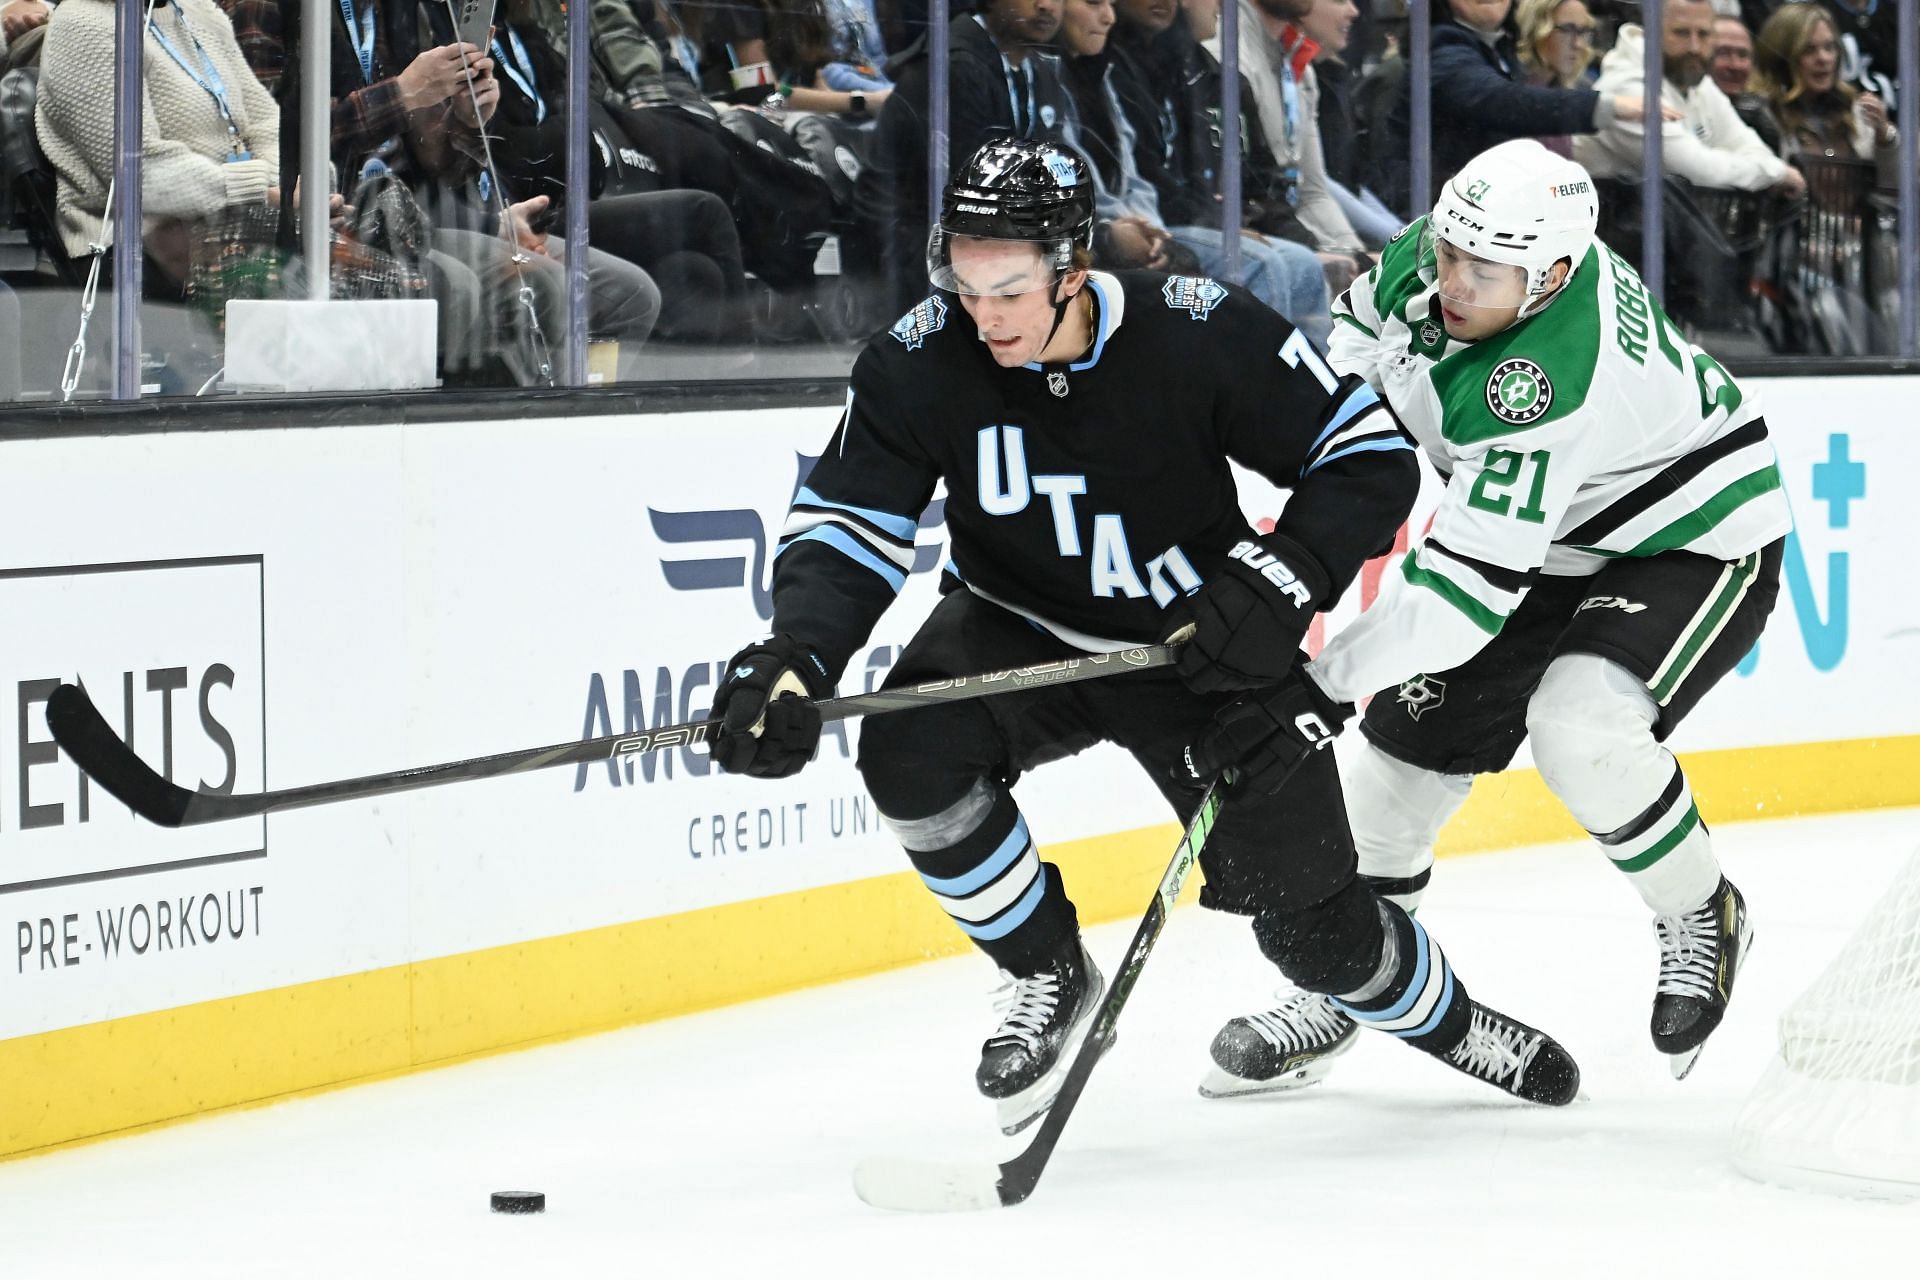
[708,635,833,780]
[1175,532,1330,693]
[1178,668,1352,795]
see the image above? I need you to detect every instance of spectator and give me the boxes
[1802,0,1898,110]
[1208,0,1370,293]
[1711,11,1782,150]
[820,0,894,91]
[484,0,744,341]
[854,0,1079,310]
[506,0,679,110]
[652,0,776,98]
[764,0,891,115]
[1512,0,1595,156]
[1576,0,1806,197]
[1754,2,1896,172]
[1111,0,1332,261]
[38,0,282,295]
[1296,0,1401,244]
[225,0,502,375]
[1375,0,1660,214]
[1,0,50,69]
[1057,0,1333,338]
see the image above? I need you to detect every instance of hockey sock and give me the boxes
[1332,901,1472,1054]
[1347,740,1471,917]
[1530,655,1721,916]
[883,779,1078,974]
[1592,763,1721,916]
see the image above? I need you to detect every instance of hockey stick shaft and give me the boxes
[44,644,1178,829]
[992,779,1223,1206]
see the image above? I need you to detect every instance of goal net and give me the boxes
[1731,846,1920,1199]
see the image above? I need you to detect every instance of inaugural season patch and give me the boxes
[1163,275,1227,320]
[1485,357,1552,424]
[890,295,948,350]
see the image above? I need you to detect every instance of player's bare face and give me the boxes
[1432,239,1530,340]
[949,238,1077,367]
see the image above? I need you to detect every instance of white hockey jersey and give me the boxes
[1307,217,1794,705]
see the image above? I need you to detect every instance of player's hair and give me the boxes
[1513,0,1594,88]
[1753,3,1853,107]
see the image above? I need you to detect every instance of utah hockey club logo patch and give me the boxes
[1486,357,1552,425]
[890,295,948,350]
[1163,275,1227,320]
[1397,675,1446,720]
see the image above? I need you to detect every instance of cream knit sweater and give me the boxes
[35,0,281,258]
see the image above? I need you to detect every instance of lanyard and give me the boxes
[493,29,546,123]
[148,8,248,157]
[339,0,377,86]
[1276,60,1300,156]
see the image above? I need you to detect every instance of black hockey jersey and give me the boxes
[772,271,1418,681]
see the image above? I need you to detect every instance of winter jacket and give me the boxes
[1375,9,1604,212]
[853,13,1074,307]
[1112,16,1314,244]
[1575,23,1788,192]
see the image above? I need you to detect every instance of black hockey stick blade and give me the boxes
[46,683,200,827]
[852,781,1226,1212]
[46,644,1181,830]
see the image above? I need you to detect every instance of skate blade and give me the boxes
[1196,1059,1335,1099]
[993,1024,1113,1136]
[1665,918,1756,1084]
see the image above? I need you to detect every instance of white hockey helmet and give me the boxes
[1422,140,1599,319]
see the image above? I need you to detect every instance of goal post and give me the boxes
[1731,846,1920,1199]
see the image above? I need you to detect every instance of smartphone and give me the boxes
[450,0,497,54]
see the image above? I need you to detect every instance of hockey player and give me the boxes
[708,136,1580,1136]
[1194,139,1789,1096]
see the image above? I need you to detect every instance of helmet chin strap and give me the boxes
[1037,274,1079,360]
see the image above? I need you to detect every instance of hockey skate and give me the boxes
[1652,876,1753,1080]
[977,942,1105,1135]
[1198,991,1359,1099]
[1436,1003,1582,1105]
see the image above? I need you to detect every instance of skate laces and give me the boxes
[1654,900,1722,1001]
[1447,1007,1543,1088]
[1243,993,1352,1053]
[987,968,1065,1055]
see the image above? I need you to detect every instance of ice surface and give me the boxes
[4,808,1917,1277]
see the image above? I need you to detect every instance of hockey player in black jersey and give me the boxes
[707,138,1581,1133]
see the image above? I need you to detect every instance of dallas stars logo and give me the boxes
[1485,357,1552,424]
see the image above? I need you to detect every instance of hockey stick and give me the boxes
[44,644,1178,830]
[851,778,1226,1212]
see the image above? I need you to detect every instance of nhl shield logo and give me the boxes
[1163,275,1228,320]
[1397,675,1446,720]
[890,295,949,351]
[1047,370,1070,398]
[1485,357,1552,425]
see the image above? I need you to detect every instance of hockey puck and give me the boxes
[490,1191,545,1215]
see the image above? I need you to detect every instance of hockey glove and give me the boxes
[708,635,833,779]
[1175,532,1330,693]
[1179,668,1352,795]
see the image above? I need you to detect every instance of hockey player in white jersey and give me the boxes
[1187,139,1791,1093]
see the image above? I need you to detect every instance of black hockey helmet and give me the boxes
[928,139,1096,296]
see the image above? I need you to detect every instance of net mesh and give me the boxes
[1731,846,1920,1198]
